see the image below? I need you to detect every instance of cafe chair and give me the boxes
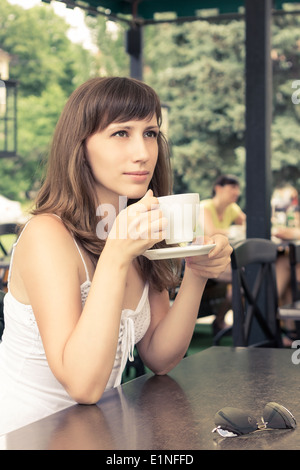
[0,223,18,292]
[0,223,18,257]
[278,241,300,336]
[0,289,5,340]
[290,242,300,302]
[223,238,282,348]
[198,279,229,320]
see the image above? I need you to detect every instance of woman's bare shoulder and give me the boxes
[11,215,79,304]
[19,214,69,241]
[16,214,75,262]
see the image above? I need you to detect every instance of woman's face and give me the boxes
[86,116,159,208]
[219,184,241,204]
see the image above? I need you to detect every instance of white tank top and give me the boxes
[0,217,151,436]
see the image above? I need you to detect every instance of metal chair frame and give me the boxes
[0,223,18,291]
[289,242,300,303]
[278,241,300,334]
[230,238,282,348]
[0,223,18,257]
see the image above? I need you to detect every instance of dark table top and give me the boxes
[1,346,300,450]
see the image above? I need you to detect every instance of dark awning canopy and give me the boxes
[42,0,300,21]
[63,0,246,18]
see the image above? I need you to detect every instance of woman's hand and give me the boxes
[185,234,232,280]
[107,189,167,262]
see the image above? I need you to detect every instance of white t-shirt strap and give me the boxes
[48,214,91,283]
[72,238,90,283]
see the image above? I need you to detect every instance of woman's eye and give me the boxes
[112,130,128,137]
[145,130,158,138]
[111,129,158,138]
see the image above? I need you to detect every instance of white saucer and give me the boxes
[143,244,216,260]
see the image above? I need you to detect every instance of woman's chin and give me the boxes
[126,188,149,201]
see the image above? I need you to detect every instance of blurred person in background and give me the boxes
[199,175,246,334]
[272,184,300,345]
[200,174,246,240]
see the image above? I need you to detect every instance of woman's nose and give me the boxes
[131,136,149,162]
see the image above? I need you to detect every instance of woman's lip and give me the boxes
[123,171,149,182]
[123,171,149,175]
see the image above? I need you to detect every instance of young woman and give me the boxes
[0,77,232,435]
[199,175,245,333]
[200,174,246,238]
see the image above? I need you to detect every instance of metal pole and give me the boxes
[126,25,143,80]
[244,0,273,345]
[245,0,272,239]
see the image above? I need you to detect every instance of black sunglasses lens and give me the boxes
[263,402,297,430]
[214,407,258,436]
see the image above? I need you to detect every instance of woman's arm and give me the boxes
[234,210,246,226]
[14,192,166,404]
[273,226,300,241]
[16,216,130,404]
[137,234,232,375]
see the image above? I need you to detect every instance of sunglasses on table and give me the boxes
[212,402,296,438]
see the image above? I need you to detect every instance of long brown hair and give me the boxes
[33,77,180,291]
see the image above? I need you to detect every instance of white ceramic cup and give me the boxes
[157,193,200,245]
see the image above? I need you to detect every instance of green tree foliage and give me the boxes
[1,3,300,204]
[0,0,88,97]
[144,15,300,201]
[0,0,93,199]
[85,14,129,76]
[144,19,246,200]
[271,12,300,190]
